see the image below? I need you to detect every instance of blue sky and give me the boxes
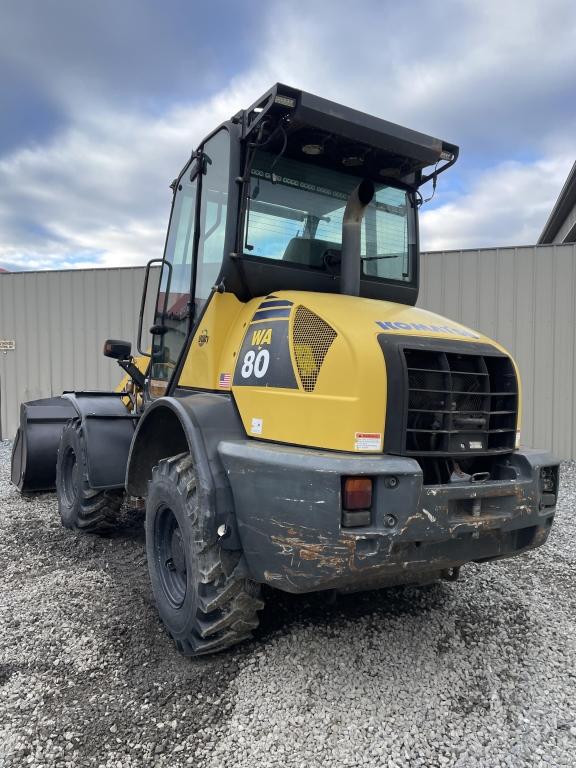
[0,0,575,271]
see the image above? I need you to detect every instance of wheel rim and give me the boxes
[61,446,79,506]
[155,505,187,609]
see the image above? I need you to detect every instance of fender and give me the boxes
[126,392,246,548]
[62,392,137,489]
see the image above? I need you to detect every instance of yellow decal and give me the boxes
[251,327,273,346]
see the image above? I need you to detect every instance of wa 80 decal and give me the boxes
[241,349,270,379]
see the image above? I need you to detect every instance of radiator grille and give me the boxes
[403,348,518,454]
[292,306,337,392]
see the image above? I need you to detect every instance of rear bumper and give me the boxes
[218,441,559,593]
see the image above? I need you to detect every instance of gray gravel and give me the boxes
[1,438,575,768]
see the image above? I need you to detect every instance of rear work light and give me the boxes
[540,466,558,494]
[343,477,373,510]
[342,477,373,528]
[539,466,559,509]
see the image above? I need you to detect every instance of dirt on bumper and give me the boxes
[218,442,558,593]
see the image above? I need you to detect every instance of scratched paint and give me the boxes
[421,508,437,523]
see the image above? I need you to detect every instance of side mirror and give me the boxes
[137,258,172,357]
[103,339,132,360]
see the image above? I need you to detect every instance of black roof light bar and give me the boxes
[238,83,459,186]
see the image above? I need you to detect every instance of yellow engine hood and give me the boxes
[179,290,519,453]
[272,291,500,348]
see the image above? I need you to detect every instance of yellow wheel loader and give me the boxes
[11,85,559,656]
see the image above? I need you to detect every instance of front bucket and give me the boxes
[11,397,77,492]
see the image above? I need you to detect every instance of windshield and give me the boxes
[244,150,415,283]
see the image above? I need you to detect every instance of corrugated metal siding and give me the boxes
[419,243,576,458]
[0,267,148,440]
[1,244,576,457]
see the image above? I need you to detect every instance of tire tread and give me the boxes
[149,453,263,656]
[56,419,124,534]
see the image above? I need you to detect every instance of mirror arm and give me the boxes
[117,358,146,390]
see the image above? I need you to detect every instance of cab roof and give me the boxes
[237,83,459,187]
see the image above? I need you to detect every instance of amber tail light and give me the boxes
[343,477,373,510]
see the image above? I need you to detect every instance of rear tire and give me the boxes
[146,453,263,656]
[56,419,124,533]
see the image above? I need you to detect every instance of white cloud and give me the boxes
[265,0,576,145]
[0,91,264,269]
[420,154,575,251]
[0,0,575,270]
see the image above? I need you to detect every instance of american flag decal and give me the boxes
[218,372,232,388]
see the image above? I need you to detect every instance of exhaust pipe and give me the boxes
[340,178,375,296]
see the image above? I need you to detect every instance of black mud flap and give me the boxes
[11,397,77,492]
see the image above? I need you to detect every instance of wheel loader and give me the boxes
[11,84,559,656]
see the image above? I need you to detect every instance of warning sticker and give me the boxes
[355,432,382,451]
[251,417,263,435]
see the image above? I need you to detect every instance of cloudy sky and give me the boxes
[0,0,575,271]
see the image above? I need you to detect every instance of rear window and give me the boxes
[244,150,415,283]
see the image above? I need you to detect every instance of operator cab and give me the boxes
[234,84,458,305]
[139,84,458,397]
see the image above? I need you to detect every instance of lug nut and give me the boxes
[384,514,397,528]
[385,476,399,489]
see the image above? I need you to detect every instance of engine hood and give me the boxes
[180,290,520,454]
[270,290,502,349]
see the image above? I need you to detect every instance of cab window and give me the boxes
[195,130,230,307]
[244,150,414,283]
[149,163,198,394]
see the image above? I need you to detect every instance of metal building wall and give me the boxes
[419,243,576,459]
[0,266,148,440]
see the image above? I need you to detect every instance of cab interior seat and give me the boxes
[282,237,341,269]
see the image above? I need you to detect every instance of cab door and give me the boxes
[148,128,230,398]
[192,128,230,311]
[148,160,200,398]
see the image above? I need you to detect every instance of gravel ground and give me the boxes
[1,439,575,768]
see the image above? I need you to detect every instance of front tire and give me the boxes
[56,419,124,533]
[146,453,263,656]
